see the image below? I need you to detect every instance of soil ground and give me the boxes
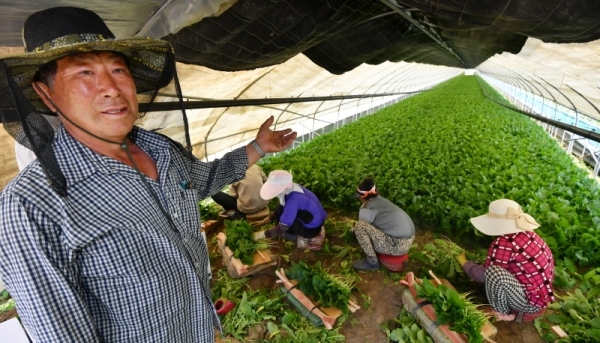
[207,212,545,343]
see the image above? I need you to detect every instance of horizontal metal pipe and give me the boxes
[139,91,419,112]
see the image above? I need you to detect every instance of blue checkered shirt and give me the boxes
[0,126,248,342]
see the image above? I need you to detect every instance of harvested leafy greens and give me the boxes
[224,220,269,265]
[286,261,356,313]
[415,278,487,343]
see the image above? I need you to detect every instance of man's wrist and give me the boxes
[250,140,266,158]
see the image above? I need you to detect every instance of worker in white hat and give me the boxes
[253,170,327,242]
[455,199,555,322]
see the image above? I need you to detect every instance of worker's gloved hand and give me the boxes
[455,251,468,266]
[253,231,266,241]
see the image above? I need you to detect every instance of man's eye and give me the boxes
[80,70,93,75]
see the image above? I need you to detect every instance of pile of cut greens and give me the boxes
[198,198,221,220]
[409,240,486,293]
[212,270,345,341]
[286,261,357,313]
[224,220,269,265]
[415,278,487,343]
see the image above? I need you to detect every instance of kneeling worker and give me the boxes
[211,164,268,220]
[352,177,415,271]
[455,199,555,322]
[253,170,327,243]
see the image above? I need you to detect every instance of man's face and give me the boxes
[35,51,138,143]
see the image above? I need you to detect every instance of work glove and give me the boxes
[455,251,468,266]
[253,231,266,241]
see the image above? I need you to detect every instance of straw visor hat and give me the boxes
[470,199,540,236]
[260,170,294,200]
[1,6,174,115]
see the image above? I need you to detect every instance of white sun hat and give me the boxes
[470,199,540,236]
[260,170,293,200]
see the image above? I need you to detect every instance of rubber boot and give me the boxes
[352,256,380,271]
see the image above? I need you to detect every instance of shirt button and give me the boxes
[172,212,178,218]
[195,263,201,268]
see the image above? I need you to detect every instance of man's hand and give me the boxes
[253,231,266,241]
[246,116,297,165]
[255,116,297,153]
[455,251,467,266]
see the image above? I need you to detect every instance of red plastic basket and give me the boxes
[377,253,408,272]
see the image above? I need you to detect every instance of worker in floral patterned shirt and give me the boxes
[455,199,555,322]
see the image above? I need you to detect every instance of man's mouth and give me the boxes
[102,107,127,115]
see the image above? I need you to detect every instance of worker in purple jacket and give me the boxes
[253,170,327,241]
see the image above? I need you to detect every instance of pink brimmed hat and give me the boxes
[470,199,540,236]
[260,170,293,200]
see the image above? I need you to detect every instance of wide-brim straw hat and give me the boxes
[0,6,185,197]
[470,199,540,236]
[260,170,293,200]
[0,6,175,116]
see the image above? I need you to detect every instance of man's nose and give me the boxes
[98,70,121,98]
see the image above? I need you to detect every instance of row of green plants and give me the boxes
[260,75,600,268]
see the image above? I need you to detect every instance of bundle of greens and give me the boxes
[415,278,487,343]
[198,198,221,220]
[224,220,269,265]
[286,261,356,313]
[410,238,486,279]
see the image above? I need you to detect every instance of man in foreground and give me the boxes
[0,6,296,342]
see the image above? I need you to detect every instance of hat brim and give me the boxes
[1,37,174,115]
[260,180,292,200]
[470,215,539,236]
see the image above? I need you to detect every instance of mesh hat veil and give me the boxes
[0,6,191,196]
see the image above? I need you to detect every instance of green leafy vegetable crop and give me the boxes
[415,278,487,343]
[286,261,357,313]
[383,308,434,343]
[260,76,600,268]
[198,198,221,220]
[535,268,600,342]
[224,220,270,265]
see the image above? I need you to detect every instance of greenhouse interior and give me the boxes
[0,1,599,342]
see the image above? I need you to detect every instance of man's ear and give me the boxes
[32,81,56,113]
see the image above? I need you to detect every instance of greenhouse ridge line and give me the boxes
[139,91,421,112]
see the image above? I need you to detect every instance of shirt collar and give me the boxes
[53,126,171,188]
